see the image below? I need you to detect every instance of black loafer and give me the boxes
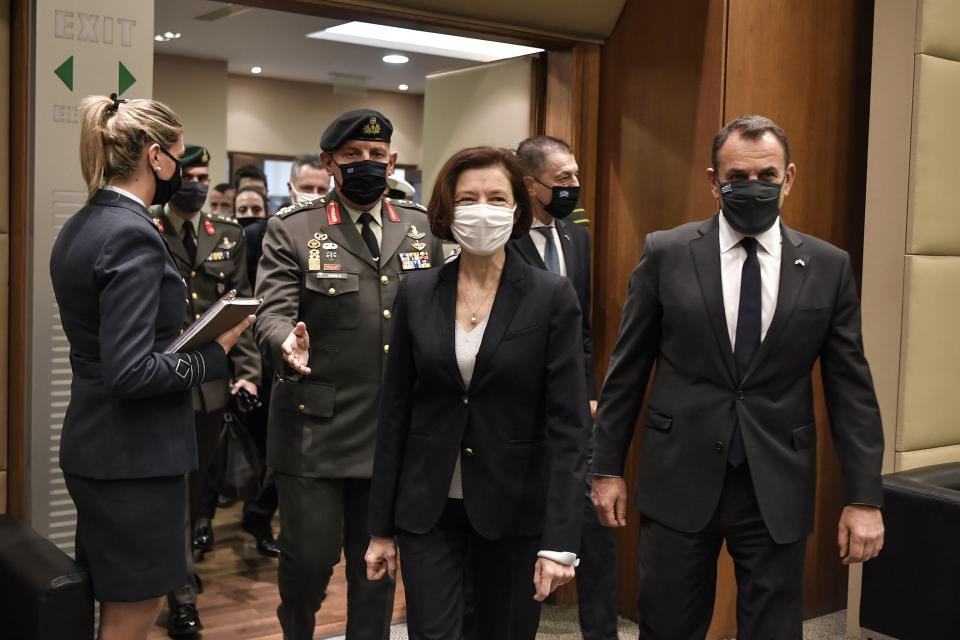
[167,602,203,638]
[255,535,282,558]
[192,518,214,554]
[217,495,235,508]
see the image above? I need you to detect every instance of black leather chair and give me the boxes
[860,462,960,639]
[0,515,94,639]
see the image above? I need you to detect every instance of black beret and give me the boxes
[180,144,210,168]
[320,109,393,152]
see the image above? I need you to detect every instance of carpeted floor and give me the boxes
[324,606,852,639]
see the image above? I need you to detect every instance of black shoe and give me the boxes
[167,603,203,638]
[192,518,214,556]
[217,494,235,508]
[241,520,281,558]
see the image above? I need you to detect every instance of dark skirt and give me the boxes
[64,472,187,602]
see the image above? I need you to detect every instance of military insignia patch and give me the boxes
[323,263,342,271]
[307,238,322,250]
[203,220,216,236]
[218,237,237,250]
[410,240,427,251]
[153,217,165,233]
[362,116,381,136]
[327,201,342,225]
[315,232,329,242]
[399,251,431,270]
[407,225,426,240]
[385,200,400,222]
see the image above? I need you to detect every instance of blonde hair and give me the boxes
[79,95,183,200]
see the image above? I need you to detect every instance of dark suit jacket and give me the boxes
[508,218,596,399]
[50,189,229,479]
[368,252,590,552]
[593,214,884,544]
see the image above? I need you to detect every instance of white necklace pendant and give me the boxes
[470,313,478,324]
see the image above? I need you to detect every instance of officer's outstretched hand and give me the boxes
[282,321,311,375]
[216,315,256,355]
[365,536,398,581]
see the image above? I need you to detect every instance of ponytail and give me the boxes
[78,95,182,201]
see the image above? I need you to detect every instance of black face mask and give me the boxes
[719,180,783,235]
[238,217,261,228]
[152,147,183,206]
[335,159,388,206]
[171,182,209,213]
[535,179,580,219]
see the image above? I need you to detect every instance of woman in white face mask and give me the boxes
[365,147,591,639]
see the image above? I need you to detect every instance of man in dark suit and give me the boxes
[510,135,618,640]
[255,109,444,640]
[592,115,885,638]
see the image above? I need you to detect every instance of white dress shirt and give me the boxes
[529,218,567,277]
[103,184,145,208]
[718,212,781,351]
[345,200,383,246]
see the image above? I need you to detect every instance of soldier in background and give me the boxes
[151,145,262,638]
[209,182,235,216]
[255,109,443,640]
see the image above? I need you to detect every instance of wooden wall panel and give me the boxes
[724,0,875,620]
[594,0,727,623]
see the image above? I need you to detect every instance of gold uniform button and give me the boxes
[464,448,474,457]
[190,270,197,278]
[383,309,392,319]
[462,396,469,405]
[195,314,201,320]
[328,287,336,295]
[383,344,390,354]
[219,272,225,278]
[380,275,389,285]
[298,403,305,412]
[191,292,198,300]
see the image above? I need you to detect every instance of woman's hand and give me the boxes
[281,321,312,375]
[533,557,575,601]
[365,536,398,581]
[215,314,255,354]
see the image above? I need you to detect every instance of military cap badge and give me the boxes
[362,116,381,136]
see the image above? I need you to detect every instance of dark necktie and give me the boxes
[535,227,561,274]
[358,212,380,261]
[729,237,761,467]
[182,220,197,264]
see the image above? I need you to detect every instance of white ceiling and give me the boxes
[154,0,494,94]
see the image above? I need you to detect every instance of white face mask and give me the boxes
[290,185,322,206]
[451,203,516,256]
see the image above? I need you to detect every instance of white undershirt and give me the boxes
[448,317,488,500]
[103,184,145,208]
[718,212,782,351]
[529,218,567,277]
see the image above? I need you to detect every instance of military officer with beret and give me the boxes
[255,110,443,640]
[151,144,262,638]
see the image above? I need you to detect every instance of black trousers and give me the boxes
[397,499,542,640]
[576,492,620,640]
[638,463,805,640]
[275,474,395,640]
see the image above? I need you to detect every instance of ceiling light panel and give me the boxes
[307,22,542,63]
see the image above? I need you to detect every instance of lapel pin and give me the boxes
[795,258,806,267]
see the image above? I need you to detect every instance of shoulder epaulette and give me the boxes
[385,197,427,213]
[207,212,241,226]
[276,196,328,219]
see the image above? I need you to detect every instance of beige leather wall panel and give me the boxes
[906,55,960,255]
[896,443,960,470]
[916,0,960,61]
[898,255,960,450]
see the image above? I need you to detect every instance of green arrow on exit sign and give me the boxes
[119,62,136,94]
[55,56,74,91]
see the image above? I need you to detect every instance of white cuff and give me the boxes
[537,550,579,567]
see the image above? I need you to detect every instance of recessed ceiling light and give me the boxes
[154,35,165,42]
[382,54,409,64]
[251,66,262,74]
[155,32,181,42]
[164,31,175,38]
[308,22,543,62]
[398,84,409,91]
